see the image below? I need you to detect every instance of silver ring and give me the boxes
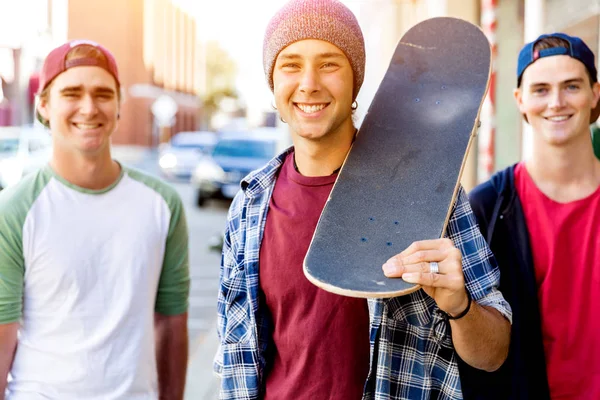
[429,261,439,274]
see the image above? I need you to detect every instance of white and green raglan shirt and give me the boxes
[0,165,190,400]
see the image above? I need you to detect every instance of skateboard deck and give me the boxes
[303,17,491,298]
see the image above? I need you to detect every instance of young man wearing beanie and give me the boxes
[215,1,511,399]
[464,33,600,399]
[0,40,190,400]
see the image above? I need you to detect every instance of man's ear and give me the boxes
[513,87,529,123]
[513,88,524,112]
[591,81,600,108]
[37,97,49,122]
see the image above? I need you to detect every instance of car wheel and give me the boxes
[196,191,206,207]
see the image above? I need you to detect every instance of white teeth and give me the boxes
[297,104,326,114]
[547,116,569,122]
[75,123,101,129]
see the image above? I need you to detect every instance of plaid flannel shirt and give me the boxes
[214,150,512,400]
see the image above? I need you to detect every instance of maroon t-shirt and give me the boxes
[259,152,370,400]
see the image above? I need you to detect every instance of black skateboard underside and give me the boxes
[304,17,491,298]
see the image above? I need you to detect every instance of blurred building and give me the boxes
[546,0,599,45]
[67,0,203,146]
[0,0,203,146]
[0,0,53,126]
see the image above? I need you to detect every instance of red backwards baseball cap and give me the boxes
[38,39,120,93]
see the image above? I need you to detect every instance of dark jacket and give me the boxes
[459,164,551,400]
[592,126,600,159]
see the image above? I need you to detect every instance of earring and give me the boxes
[351,101,358,111]
[280,116,286,124]
[271,100,278,110]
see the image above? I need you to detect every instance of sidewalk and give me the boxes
[185,321,221,399]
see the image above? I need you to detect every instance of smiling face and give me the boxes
[38,65,120,157]
[272,39,355,144]
[515,55,600,147]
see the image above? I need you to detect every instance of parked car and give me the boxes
[158,130,218,179]
[191,129,289,207]
[0,126,52,190]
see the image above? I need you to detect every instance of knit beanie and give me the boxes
[263,0,366,100]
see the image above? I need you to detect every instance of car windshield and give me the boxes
[0,138,19,154]
[212,140,275,159]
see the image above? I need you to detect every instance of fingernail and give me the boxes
[402,273,418,283]
[382,263,395,276]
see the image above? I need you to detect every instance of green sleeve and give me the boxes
[123,168,190,315]
[155,193,190,315]
[0,170,49,324]
[0,207,25,324]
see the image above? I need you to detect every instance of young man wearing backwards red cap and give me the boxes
[464,33,600,400]
[214,1,512,399]
[0,40,190,400]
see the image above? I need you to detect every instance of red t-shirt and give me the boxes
[259,152,370,400]
[515,162,600,399]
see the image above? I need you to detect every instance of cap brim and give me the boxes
[591,100,600,123]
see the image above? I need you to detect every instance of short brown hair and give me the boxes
[36,44,121,127]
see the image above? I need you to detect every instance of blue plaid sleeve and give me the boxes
[212,154,288,399]
[213,212,234,377]
[446,187,512,323]
[214,202,234,376]
[215,191,246,373]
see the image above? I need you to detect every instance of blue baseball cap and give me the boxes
[517,33,598,86]
[517,33,600,123]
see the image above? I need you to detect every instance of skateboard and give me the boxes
[303,17,491,298]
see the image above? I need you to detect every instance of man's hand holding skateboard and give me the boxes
[382,238,470,318]
[382,237,510,371]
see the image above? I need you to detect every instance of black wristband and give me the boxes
[445,290,472,320]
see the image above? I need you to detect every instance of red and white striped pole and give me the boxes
[478,0,497,182]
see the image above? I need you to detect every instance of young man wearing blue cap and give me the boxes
[465,33,600,399]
